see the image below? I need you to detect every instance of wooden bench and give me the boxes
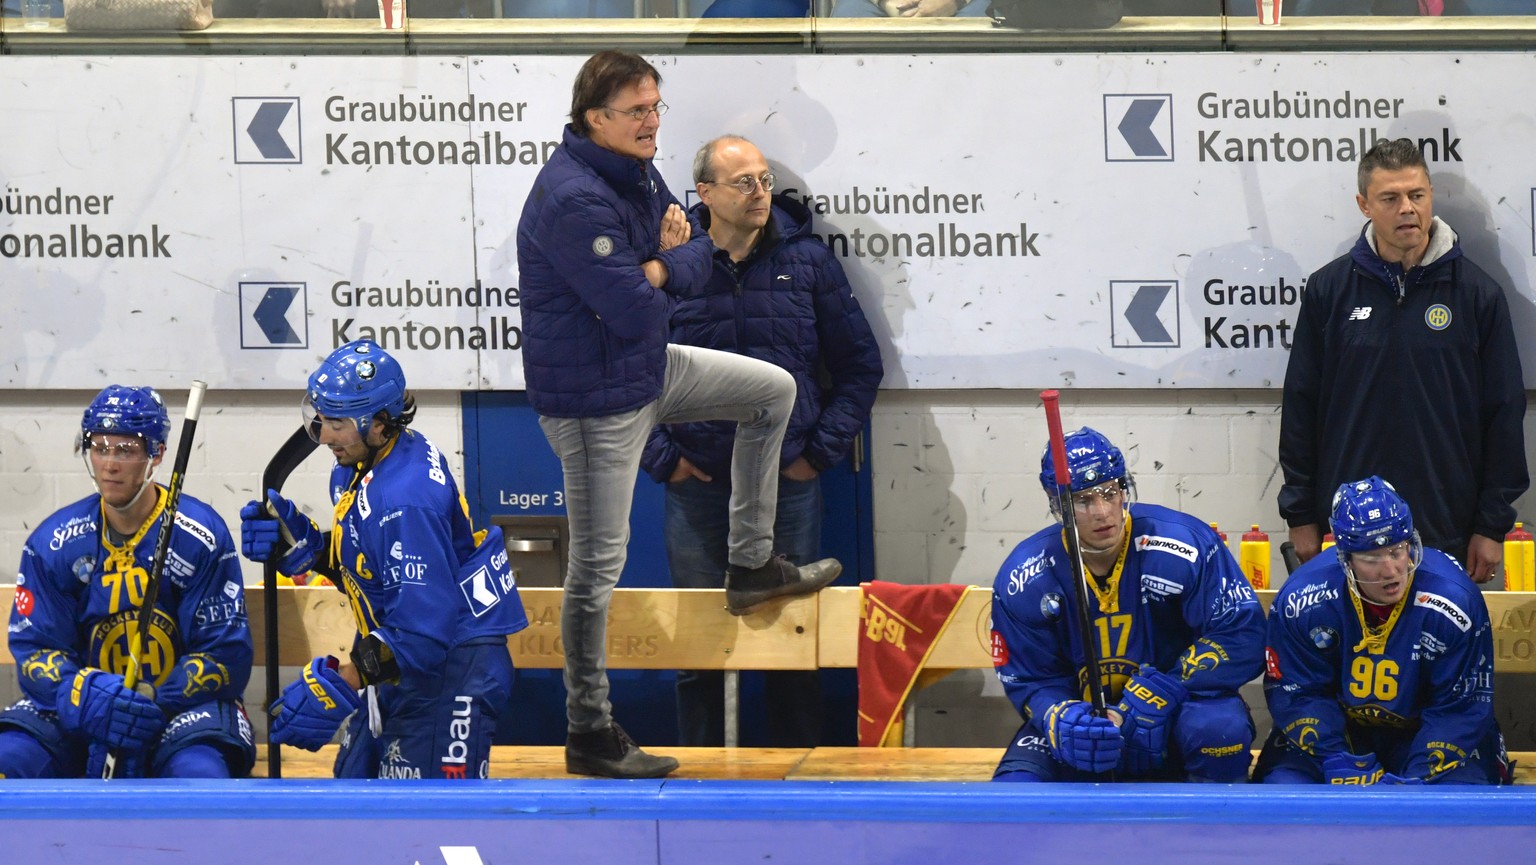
[5,583,1535,783]
[0,585,817,748]
[9,584,1534,674]
[6,583,1536,754]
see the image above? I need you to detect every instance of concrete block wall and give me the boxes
[870,388,1297,591]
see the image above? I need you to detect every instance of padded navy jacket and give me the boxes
[641,194,883,480]
[1278,218,1528,551]
[516,125,712,418]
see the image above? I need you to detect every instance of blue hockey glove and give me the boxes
[1115,665,1189,775]
[1323,751,1385,785]
[269,656,361,751]
[240,489,321,574]
[55,669,165,752]
[1379,773,1424,786]
[1044,700,1123,774]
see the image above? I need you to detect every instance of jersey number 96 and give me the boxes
[1348,657,1400,701]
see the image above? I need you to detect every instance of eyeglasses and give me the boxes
[708,173,775,196]
[1070,483,1123,512]
[88,441,150,462]
[602,101,668,122]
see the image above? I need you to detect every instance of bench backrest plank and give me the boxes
[818,586,1536,674]
[5,584,1535,673]
[0,585,819,671]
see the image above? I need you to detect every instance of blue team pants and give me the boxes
[994,693,1255,782]
[1252,724,1506,785]
[538,344,794,734]
[666,474,824,746]
[334,639,513,779]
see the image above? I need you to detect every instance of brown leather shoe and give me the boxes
[724,555,842,616]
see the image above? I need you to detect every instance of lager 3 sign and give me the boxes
[2,53,1532,390]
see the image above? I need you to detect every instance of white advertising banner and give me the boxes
[2,53,1532,390]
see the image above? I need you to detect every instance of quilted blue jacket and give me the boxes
[641,194,884,480]
[516,125,712,418]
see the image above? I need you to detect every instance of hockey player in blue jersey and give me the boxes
[990,428,1265,782]
[0,385,255,779]
[241,339,528,779]
[1254,476,1507,785]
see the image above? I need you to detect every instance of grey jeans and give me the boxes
[538,344,795,733]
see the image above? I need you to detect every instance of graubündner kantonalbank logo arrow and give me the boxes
[232,97,302,164]
[239,282,307,349]
[1110,280,1180,348]
[1104,94,1174,162]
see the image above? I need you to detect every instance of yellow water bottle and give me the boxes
[1505,523,1534,592]
[1240,524,1270,590]
[1210,522,1229,551]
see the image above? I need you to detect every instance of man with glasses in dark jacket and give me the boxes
[643,135,883,748]
[517,53,842,779]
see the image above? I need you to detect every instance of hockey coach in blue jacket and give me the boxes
[517,52,842,779]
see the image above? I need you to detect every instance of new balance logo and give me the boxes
[1347,307,1373,321]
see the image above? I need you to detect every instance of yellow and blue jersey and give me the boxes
[991,502,1266,728]
[1263,548,1495,781]
[10,487,250,717]
[321,429,527,680]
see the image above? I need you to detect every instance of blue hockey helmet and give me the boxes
[80,385,170,455]
[303,339,407,438]
[1329,476,1415,553]
[1038,427,1128,494]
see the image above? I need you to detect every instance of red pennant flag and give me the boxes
[857,580,970,747]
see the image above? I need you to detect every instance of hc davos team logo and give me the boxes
[1425,303,1452,331]
[1109,280,1180,348]
[232,97,302,164]
[238,282,308,349]
[1104,94,1174,162]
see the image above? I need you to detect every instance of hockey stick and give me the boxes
[104,381,208,780]
[260,426,319,780]
[1280,540,1302,576]
[1040,390,1112,724]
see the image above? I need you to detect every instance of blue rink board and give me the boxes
[4,780,1535,865]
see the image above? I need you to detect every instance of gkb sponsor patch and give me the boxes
[1141,574,1183,597]
[1135,534,1198,562]
[1414,591,1471,632]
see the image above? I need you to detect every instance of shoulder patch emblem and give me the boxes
[593,236,614,257]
